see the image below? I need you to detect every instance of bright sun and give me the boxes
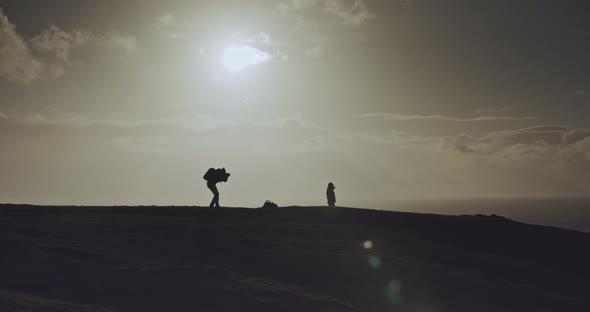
[221,45,272,73]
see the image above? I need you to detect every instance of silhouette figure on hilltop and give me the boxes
[327,182,336,207]
[203,168,230,208]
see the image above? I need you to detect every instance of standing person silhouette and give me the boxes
[327,182,336,207]
[203,168,230,208]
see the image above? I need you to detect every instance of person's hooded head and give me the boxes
[328,182,335,190]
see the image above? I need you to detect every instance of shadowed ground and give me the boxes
[0,205,589,311]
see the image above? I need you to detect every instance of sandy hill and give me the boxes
[0,205,589,311]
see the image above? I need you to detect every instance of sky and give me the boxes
[1,0,589,207]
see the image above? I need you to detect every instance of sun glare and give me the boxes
[222,45,272,73]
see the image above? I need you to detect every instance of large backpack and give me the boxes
[203,168,216,181]
[262,200,279,208]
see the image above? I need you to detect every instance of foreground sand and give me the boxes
[0,205,589,311]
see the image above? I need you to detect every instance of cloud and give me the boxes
[158,13,289,65]
[342,130,442,148]
[276,0,374,59]
[246,114,316,129]
[563,137,590,159]
[0,8,42,83]
[276,0,319,15]
[93,32,137,54]
[31,26,89,61]
[241,33,291,63]
[473,106,514,115]
[360,113,539,122]
[287,127,442,153]
[324,0,375,27]
[0,9,136,83]
[289,135,337,152]
[112,136,169,154]
[156,13,192,39]
[222,45,273,72]
[6,110,584,172]
[445,125,590,166]
[30,25,136,77]
[29,26,90,77]
[279,0,374,26]
[0,112,330,134]
[446,133,476,153]
[559,129,590,163]
[293,0,320,10]
[0,112,241,132]
[304,45,325,58]
[157,13,177,26]
[2,111,443,154]
[247,32,272,45]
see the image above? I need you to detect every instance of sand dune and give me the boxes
[1,205,589,311]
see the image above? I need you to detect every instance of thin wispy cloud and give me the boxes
[0,113,329,134]
[360,113,539,122]
[473,107,514,115]
[112,136,169,154]
[0,112,230,130]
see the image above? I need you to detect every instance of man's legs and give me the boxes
[213,189,219,208]
[207,182,219,208]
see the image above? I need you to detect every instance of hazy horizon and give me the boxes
[3,195,590,208]
[1,1,589,206]
[3,197,590,234]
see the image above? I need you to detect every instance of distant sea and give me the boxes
[376,198,590,233]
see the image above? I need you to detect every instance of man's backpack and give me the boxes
[203,168,216,181]
[262,200,279,208]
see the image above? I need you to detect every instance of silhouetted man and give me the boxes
[327,182,336,207]
[203,168,230,208]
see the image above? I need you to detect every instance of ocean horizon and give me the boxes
[374,197,590,233]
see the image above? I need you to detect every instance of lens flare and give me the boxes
[363,240,373,249]
[368,255,381,269]
[386,280,403,305]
